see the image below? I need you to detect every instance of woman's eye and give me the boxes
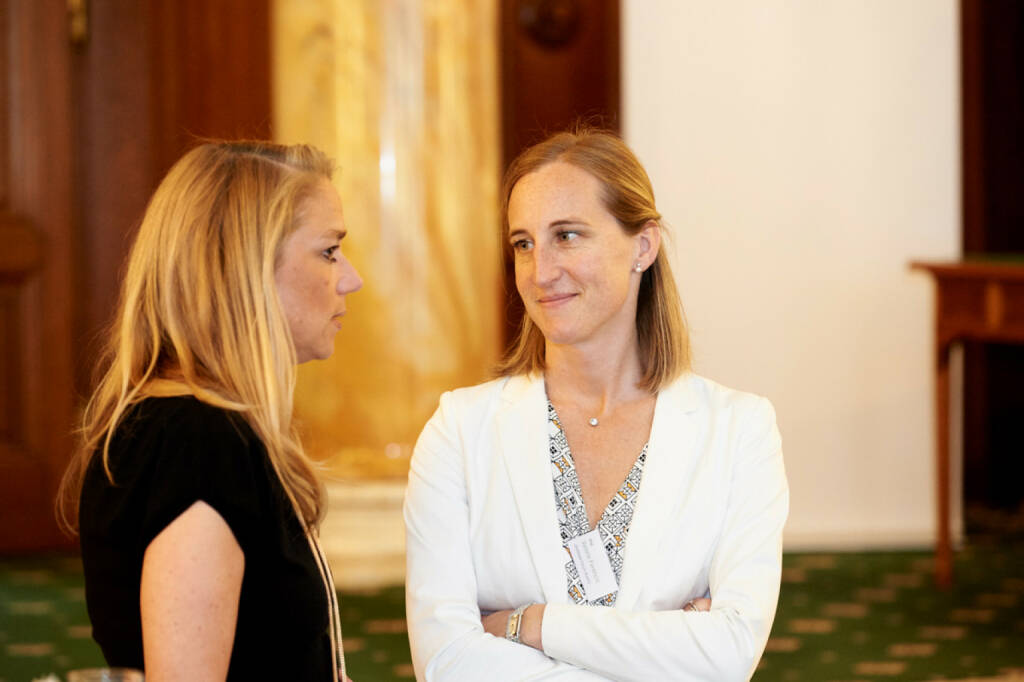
[511,239,533,252]
[322,246,339,262]
[557,230,579,242]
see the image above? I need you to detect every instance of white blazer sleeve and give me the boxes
[404,393,606,681]
[541,397,789,681]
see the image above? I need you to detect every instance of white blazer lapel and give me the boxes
[496,375,569,604]
[616,374,702,610]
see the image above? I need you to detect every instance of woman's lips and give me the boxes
[537,293,576,306]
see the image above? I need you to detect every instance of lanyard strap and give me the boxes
[306,529,346,679]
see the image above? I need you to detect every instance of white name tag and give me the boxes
[567,529,618,601]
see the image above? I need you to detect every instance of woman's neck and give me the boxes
[543,333,649,414]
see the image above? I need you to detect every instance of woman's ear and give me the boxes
[634,220,661,269]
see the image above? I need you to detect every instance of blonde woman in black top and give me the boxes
[59,141,362,681]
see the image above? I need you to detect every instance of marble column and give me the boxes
[273,0,502,480]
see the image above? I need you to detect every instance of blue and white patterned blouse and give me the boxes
[547,400,648,606]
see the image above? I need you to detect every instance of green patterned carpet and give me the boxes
[756,546,1024,681]
[1,546,1022,681]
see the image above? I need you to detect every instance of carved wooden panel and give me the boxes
[0,284,23,446]
[0,0,76,551]
[1,0,271,551]
[0,214,42,450]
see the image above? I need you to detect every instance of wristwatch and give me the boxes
[505,603,531,644]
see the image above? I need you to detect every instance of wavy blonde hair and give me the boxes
[497,127,690,392]
[58,140,334,533]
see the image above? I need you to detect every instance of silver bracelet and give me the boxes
[505,603,531,644]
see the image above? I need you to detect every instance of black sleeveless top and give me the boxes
[79,396,334,680]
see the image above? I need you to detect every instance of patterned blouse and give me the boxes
[548,400,648,606]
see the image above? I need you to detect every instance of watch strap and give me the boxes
[505,603,530,643]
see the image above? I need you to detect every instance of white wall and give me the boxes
[623,1,960,549]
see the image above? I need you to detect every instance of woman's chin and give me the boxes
[295,344,336,365]
[541,328,586,349]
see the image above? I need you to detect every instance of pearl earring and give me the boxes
[634,263,643,273]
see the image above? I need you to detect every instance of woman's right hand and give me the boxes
[683,598,712,612]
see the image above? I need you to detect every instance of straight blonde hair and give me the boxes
[58,141,334,532]
[497,128,690,392]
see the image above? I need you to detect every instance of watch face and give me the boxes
[506,604,529,642]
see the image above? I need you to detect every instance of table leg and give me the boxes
[935,341,952,588]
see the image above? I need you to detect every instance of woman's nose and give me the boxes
[338,261,363,295]
[531,245,559,285]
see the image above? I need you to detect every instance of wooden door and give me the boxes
[0,0,77,550]
[0,0,271,552]
[499,0,620,345]
[69,0,272,396]
[960,0,1024,518]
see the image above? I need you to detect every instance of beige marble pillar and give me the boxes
[272,0,502,480]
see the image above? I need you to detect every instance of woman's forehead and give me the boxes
[509,163,604,219]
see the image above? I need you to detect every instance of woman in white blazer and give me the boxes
[404,128,789,681]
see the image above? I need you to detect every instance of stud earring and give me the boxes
[634,262,643,273]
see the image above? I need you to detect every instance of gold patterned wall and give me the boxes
[272,0,502,478]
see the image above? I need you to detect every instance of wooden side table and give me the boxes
[911,259,1024,587]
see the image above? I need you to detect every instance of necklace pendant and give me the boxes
[588,417,599,427]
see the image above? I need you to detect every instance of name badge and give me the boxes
[567,529,618,601]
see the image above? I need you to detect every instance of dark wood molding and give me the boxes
[0,1,8,209]
[958,0,1024,516]
[960,0,984,252]
[70,1,158,392]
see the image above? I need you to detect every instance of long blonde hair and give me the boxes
[497,127,690,392]
[59,141,334,532]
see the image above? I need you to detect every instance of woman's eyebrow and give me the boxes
[549,218,587,228]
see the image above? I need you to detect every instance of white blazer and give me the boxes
[404,373,789,681]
